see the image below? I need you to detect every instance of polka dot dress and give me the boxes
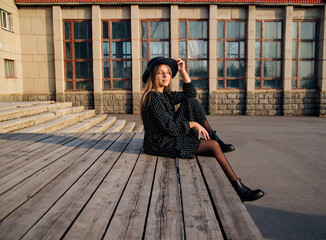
[142,82,207,159]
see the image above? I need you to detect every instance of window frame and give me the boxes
[179,19,209,90]
[255,20,283,89]
[217,20,247,89]
[4,59,15,78]
[1,9,13,32]
[141,19,171,87]
[102,19,132,90]
[292,20,319,89]
[63,19,93,91]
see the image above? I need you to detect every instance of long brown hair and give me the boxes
[139,64,173,121]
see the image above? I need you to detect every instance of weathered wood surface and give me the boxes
[0,132,264,240]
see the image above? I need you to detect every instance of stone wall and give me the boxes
[320,92,326,117]
[64,92,94,110]
[284,90,319,116]
[251,91,283,116]
[101,92,132,114]
[209,90,246,115]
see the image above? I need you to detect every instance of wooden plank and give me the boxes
[21,133,131,240]
[0,133,82,181]
[178,158,224,240]
[0,133,103,223]
[144,157,184,240]
[0,133,54,157]
[62,133,145,240]
[197,156,264,240]
[102,149,157,240]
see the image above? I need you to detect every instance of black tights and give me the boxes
[196,120,238,182]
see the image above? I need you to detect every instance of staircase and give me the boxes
[0,101,143,134]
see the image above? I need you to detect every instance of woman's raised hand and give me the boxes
[176,58,185,72]
[176,58,191,83]
[189,121,210,140]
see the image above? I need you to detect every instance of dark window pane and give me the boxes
[255,80,261,88]
[218,21,224,39]
[64,22,71,40]
[88,61,93,79]
[75,42,89,59]
[299,61,316,78]
[292,22,297,39]
[264,22,282,39]
[103,61,110,78]
[264,42,281,58]
[75,62,89,79]
[226,79,244,88]
[142,42,148,59]
[218,80,224,88]
[226,61,244,78]
[226,41,244,58]
[264,61,281,78]
[299,79,316,88]
[66,81,72,90]
[103,21,108,39]
[112,42,131,59]
[301,22,317,39]
[188,40,207,58]
[76,81,93,90]
[292,79,297,88]
[104,81,110,89]
[150,41,169,58]
[103,41,109,59]
[88,42,92,59]
[112,22,130,39]
[180,41,186,58]
[300,42,316,59]
[66,62,72,79]
[256,22,261,39]
[292,41,297,58]
[263,80,281,88]
[150,21,169,39]
[113,80,131,89]
[189,21,207,39]
[292,61,297,77]
[255,42,261,58]
[192,79,207,88]
[189,60,207,78]
[141,22,147,39]
[113,61,131,78]
[65,43,71,59]
[255,60,261,77]
[180,21,186,39]
[218,61,224,77]
[74,22,91,40]
[227,22,245,39]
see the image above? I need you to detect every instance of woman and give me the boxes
[140,57,264,201]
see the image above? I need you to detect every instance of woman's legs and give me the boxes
[196,140,264,201]
[196,140,237,181]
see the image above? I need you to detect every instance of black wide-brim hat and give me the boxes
[142,57,178,83]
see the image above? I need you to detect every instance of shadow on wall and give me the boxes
[245,204,326,240]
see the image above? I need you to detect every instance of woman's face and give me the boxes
[155,65,171,90]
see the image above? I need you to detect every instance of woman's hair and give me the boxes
[139,64,173,121]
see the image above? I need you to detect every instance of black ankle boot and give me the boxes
[232,179,264,202]
[209,130,235,153]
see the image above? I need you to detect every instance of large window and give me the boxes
[4,59,15,78]
[179,20,208,89]
[103,20,131,90]
[217,20,246,89]
[255,21,282,89]
[141,20,170,84]
[64,20,93,90]
[1,9,12,31]
[292,21,318,88]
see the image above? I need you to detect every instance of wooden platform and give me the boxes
[0,132,263,240]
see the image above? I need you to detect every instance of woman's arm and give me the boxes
[176,58,191,83]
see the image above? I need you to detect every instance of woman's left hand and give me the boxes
[189,121,210,140]
[176,58,185,72]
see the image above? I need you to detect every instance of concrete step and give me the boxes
[133,124,144,133]
[104,119,126,133]
[51,106,84,117]
[0,112,57,133]
[56,114,107,133]
[15,110,96,133]
[121,122,136,133]
[0,102,73,122]
[0,101,54,111]
[85,116,117,133]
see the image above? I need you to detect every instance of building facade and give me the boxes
[1,0,325,116]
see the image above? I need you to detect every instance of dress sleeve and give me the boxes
[146,91,191,137]
[168,82,197,106]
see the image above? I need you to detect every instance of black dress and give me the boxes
[142,82,206,159]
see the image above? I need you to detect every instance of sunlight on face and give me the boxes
[155,65,171,91]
